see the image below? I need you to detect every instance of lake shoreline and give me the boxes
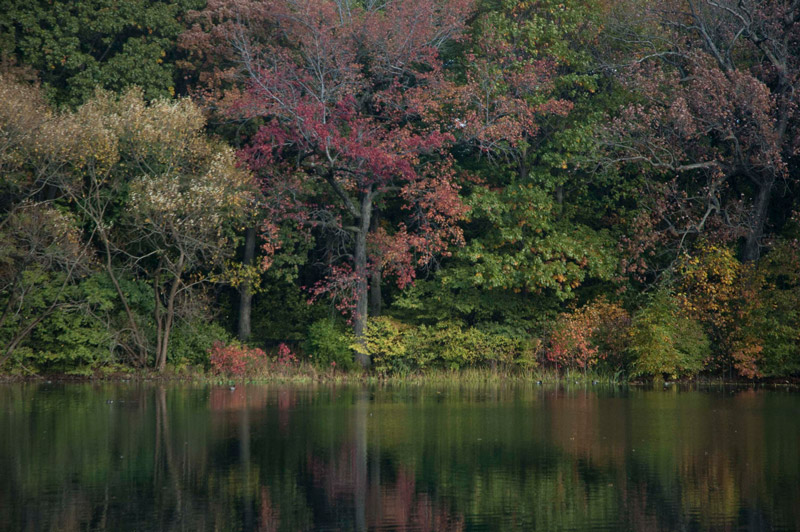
[2,367,799,388]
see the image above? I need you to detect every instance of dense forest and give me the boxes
[1,0,798,380]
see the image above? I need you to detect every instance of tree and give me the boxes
[0,0,204,106]
[600,0,800,263]
[186,0,474,367]
[68,89,256,370]
[2,83,258,370]
[390,0,619,330]
[0,203,93,367]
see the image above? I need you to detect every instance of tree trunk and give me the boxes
[102,232,148,366]
[156,254,184,371]
[369,211,381,317]
[743,179,772,262]
[154,267,163,370]
[353,190,373,369]
[369,268,382,318]
[238,227,256,342]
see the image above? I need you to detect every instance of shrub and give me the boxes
[545,299,631,372]
[304,319,356,370]
[738,238,800,377]
[363,317,410,375]
[628,290,709,380]
[170,320,231,367]
[420,321,484,370]
[208,341,268,376]
[675,240,800,378]
[274,343,299,369]
[475,324,540,369]
[363,317,540,374]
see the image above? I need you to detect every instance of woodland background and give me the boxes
[1,0,798,380]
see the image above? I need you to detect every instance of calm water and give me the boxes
[1,383,799,531]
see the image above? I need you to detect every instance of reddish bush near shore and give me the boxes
[208,341,268,376]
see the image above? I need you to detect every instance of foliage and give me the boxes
[628,290,710,380]
[387,0,623,339]
[676,244,761,377]
[186,0,473,363]
[600,0,800,264]
[0,202,94,369]
[457,186,617,300]
[249,281,328,345]
[304,319,356,371]
[168,320,231,368]
[363,317,539,375]
[737,237,800,377]
[362,317,411,376]
[0,0,203,106]
[208,341,267,377]
[64,88,256,370]
[1,0,800,380]
[274,343,299,370]
[546,299,631,372]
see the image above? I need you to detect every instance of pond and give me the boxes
[0,383,798,531]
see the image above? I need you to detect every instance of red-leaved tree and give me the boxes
[183,0,473,366]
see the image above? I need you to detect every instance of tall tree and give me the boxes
[391,0,620,329]
[185,0,474,366]
[600,0,800,263]
[39,88,256,370]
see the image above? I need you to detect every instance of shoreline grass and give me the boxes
[2,364,798,388]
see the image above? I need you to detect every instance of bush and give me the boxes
[545,299,631,373]
[475,324,540,369]
[208,341,268,376]
[169,320,231,367]
[675,240,800,378]
[304,319,355,371]
[363,317,410,375]
[363,317,540,374]
[628,290,709,380]
[739,239,800,377]
[2,272,118,374]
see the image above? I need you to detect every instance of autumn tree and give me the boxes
[62,90,256,370]
[390,0,620,331]
[0,80,257,370]
[599,0,800,264]
[185,0,474,367]
[0,76,96,366]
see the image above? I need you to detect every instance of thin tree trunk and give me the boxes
[743,179,772,262]
[369,211,382,317]
[158,284,177,371]
[353,190,373,369]
[156,253,184,371]
[102,232,148,366]
[369,268,382,318]
[238,227,256,342]
[154,266,163,369]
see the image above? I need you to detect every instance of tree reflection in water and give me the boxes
[0,384,798,531]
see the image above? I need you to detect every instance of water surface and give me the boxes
[1,383,798,531]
